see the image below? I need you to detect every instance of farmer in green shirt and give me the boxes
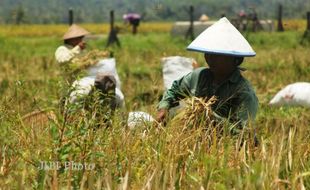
[157,17,258,127]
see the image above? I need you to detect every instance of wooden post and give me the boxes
[110,10,114,31]
[106,10,121,47]
[186,5,194,40]
[68,8,74,25]
[302,11,310,41]
[307,11,310,31]
[277,4,284,32]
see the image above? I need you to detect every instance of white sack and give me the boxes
[69,76,125,106]
[115,88,125,108]
[127,111,155,129]
[69,76,95,103]
[161,56,195,90]
[269,82,310,107]
[87,58,122,89]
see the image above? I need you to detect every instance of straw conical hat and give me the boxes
[187,17,255,57]
[199,14,209,22]
[63,24,90,40]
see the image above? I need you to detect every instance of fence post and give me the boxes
[307,11,310,31]
[186,5,194,40]
[301,12,310,44]
[68,8,73,25]
[277,4,284,32]
[110,10,114,30]
[106,10,121,47]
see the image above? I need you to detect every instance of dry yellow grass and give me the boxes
[21,110,57,127]
[0,20,307,37]
[0,20,306,38]
[281,19,308,31]
[0,22,172,37]
[1,23,310,189]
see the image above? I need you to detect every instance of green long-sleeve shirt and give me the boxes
[158,67,258,124]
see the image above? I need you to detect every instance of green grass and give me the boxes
[0,30,310,189]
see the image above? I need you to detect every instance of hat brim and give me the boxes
[187,46,256,57]
[63,32,89,40]
[62,24,90,40]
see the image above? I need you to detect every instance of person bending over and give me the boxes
[157,17,258,129]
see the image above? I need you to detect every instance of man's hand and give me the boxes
[156,109,168,123]
[78,41,86,50]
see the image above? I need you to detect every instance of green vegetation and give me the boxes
[0,25,310,189]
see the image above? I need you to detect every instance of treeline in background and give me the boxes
[1,0,310,24]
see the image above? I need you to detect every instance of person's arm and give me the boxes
[157,72,194,122]
[55,44,84,64]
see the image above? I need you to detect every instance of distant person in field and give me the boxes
[54,24,111,77]
[55,24,89,64]
[123,13,141,35]
[157,17,258,129]
[55,24,124,111]
[54,24,91,84]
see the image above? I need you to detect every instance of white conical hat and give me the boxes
[187,17,256,57]
[63,24,90,40]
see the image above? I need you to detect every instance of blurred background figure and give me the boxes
[123,13,141,35]
[55,24,125,118]
[55,24,90,64]
[238,10,247,31]
[199,14,209,22]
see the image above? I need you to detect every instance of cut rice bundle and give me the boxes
[173,96,218,130]
[69,50,110,72]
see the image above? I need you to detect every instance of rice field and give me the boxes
[0,21,310,189]
[0,22,172,37]
[0,19,306,37]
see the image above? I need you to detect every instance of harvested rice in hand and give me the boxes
[69,50,110,72]
[173,96,217,129]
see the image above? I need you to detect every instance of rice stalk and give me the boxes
[173,96,217,131]
[69,50,110,72]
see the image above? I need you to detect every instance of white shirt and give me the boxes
[55,45,81,64]
[69,76,125,107]
[55,45,125,106]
